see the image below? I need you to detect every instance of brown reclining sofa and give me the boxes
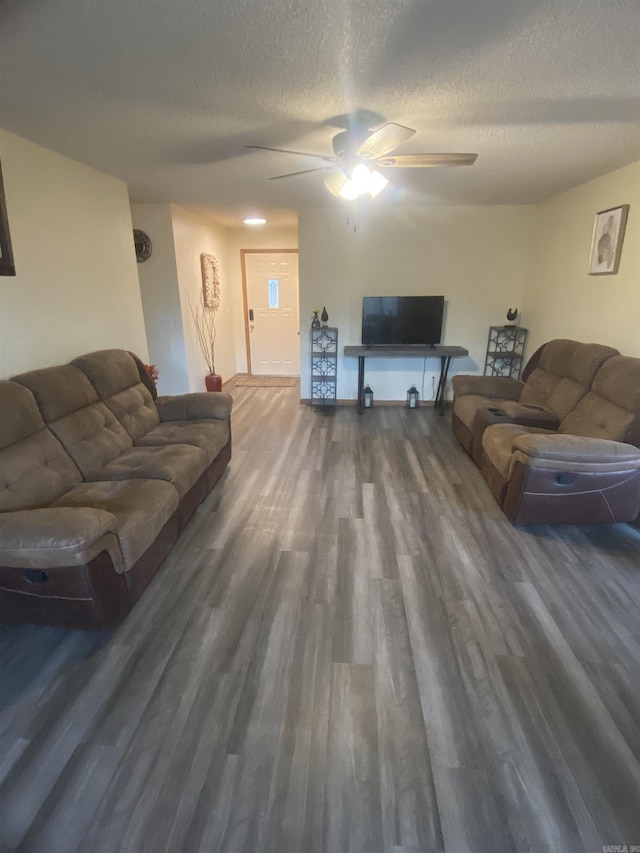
[0,349,232,629]
[452,339,640,525]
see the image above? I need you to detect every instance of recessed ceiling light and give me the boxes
[244,216,267,226]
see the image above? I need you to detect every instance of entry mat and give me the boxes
[234,375,298,387]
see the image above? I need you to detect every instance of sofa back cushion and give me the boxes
[0,381,82,511]
[72,350,160,442]
[560,356,640,445]
[519,340,618,419]
[12,364,133,478]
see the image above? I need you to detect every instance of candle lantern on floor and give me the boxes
[407,385,419,409]
[363,385,374,408]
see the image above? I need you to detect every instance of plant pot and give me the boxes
[205,373,222,392]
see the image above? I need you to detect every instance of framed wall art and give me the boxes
[200,253,221,309]
[0,160,16,276]
[588,204,629,276]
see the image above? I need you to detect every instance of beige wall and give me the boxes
[0,129,148,378]
[131,203,188,395]
[298,205,534,400]
[131,204,242,394]
[4,122,634,399]
[171,206,237,392]
[523,161,640,357]
[226,226,298,372]
[131,210,295,392]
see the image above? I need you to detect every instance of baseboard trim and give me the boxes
[301,398,445,408]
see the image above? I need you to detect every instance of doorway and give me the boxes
[241,250,300,376]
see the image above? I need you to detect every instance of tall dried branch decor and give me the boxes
[188,253,221,375]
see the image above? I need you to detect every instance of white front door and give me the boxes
[243,251,300,376]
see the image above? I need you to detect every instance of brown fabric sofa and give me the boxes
[452,339,619,463]
[452,341,640,525]
[0,349,232,629]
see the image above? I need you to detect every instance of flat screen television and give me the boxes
[362,295,445,346]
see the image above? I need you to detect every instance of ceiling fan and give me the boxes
[246,122,477,199]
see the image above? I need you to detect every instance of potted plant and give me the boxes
[144,363,160,386]
[188,255,222,391]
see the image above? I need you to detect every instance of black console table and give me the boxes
[343,344,469,414]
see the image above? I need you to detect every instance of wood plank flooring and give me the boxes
[1,384,639,852]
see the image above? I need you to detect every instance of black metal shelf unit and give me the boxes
[484,326,528,379]
[311,327,338,406]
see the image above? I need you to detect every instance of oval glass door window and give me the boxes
[268,278,279,309]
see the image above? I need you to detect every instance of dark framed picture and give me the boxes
[0,159,16,276]
[588,204,629,276]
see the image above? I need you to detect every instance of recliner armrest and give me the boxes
[155,392,233,422]
[452,374,524,400]
[511,433,640,471]
[0,507,121,570]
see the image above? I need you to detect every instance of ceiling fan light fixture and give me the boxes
[334,164,390,200]
[338,178,360,201]
[368,170,389,198]
[323,170,347,198]
[253,122,477,200]
[351,164,372,194]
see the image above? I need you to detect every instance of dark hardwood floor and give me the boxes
[1,384,639,852]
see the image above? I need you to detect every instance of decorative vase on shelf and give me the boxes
[311,311,321,330]
[205,373,222,392]
[505,307,518,328]
[321,307,329,327]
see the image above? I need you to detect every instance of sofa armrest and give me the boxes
[155,392,233,422]
[0,507,120,569]
[452,374,524,400]
[512,433,640,471]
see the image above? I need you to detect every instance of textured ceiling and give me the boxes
[1,1,639,226]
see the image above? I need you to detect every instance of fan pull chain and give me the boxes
[346,201,357,233]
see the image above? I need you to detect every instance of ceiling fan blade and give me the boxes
[323,169,347,197]
[245,145,336,164]
[270,166,330,180]
[356,123,416,160]
[377,152,478,168]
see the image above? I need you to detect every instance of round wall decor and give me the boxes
[133,229,152,263]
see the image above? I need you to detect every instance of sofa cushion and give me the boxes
[49,403,133,478]
[88,444,208,499]
[0,380,44,448]
[520,341,618,419]
[454,394,504,431]
[73,348,142,397]
[102,384,161,442]
[0,381,82,511]
[136,419,230,464]
[560,356,640,444]
[73,350,160,441]
[53,479,178,572]
[482,423,552,478]
[12,364,133,478]
[0,431,83,512]
[13,364,100,423]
